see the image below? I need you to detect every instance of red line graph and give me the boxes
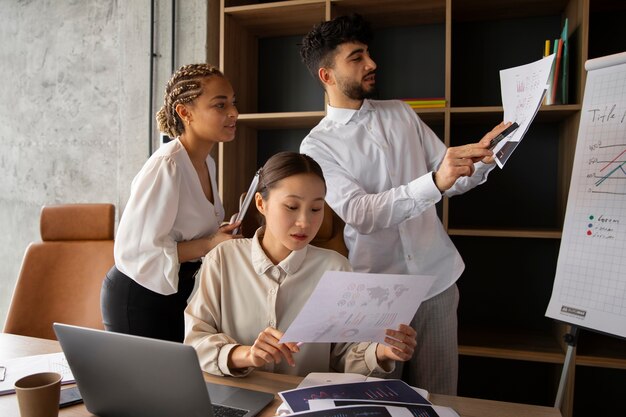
[599,148,626,172]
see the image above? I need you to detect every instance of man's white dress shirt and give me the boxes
[301,99,495,299]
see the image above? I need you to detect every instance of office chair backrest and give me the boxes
[238,193,348,258]
[310,203,348,258]
[4,204,115,340]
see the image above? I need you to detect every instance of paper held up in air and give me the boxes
[279,271,436,344]
[495,54,555,168]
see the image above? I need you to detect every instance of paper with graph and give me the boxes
[280,271,435,344]
[546,52,626,338]
[496,54,555,167]
[0,352,75,395]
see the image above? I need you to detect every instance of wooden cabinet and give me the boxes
[213,1,626,415]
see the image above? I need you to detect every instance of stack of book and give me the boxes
[400,98,446,109]
[545,18,569,105]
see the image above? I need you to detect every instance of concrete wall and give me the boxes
[0,0,212,328]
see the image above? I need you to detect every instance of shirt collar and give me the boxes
[251,227,308,276]
[326,99,374,125]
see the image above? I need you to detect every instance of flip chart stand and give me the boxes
[554,325,578,409]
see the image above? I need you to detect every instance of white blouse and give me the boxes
[184,228,394,378]
[114,139,225,295]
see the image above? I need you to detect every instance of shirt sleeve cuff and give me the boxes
[217,344,254,377]
[365,343,395,375]
[407,172,442,204]
[475,160,496,176]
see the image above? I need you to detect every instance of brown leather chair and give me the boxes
[310,203,348,258]
[3,204,115,340]
[238,194,348,258]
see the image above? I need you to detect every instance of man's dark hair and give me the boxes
[300,13,373,80]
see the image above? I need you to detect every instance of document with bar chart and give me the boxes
[279,380,430,413]
[546,52,626,338]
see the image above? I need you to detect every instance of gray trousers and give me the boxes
[391,283,459,395]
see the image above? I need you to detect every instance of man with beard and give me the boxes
[299,14,511,395]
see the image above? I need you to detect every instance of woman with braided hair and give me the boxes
[101,63,240,342]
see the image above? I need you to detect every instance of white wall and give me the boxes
[0,0,212,328]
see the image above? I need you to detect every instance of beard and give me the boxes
[336,72,378,101]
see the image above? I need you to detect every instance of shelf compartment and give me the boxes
[534,104,582,122]
[459,327,565,363]
[224,0,327,37]
[237,111,325,129]
[331,0,446,27]
[450,105,580,123]
[257,128,312,166]
[371,24,446,102]
[588,0,626,60]
[448,228,562,239]
[451,12,568,107]
[453,236,560,333]
[413,108,446,124]
[448,122,562,230]
[573,366,626,415]
[258,35,325,113]
[236,109,446,128]
[459,356,560,407]
[575,329,626,370]
[452,0,571,21]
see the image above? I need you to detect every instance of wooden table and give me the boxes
[0,333,561,417]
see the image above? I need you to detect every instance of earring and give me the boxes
[185,119,190,125]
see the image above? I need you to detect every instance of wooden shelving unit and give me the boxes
[236,111,326,129]
[213,1,626,415]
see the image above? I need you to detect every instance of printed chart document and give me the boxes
[278,379,459,417]
[279,271,436,344]
[307,401,460,417]
[0,352,75,395]
[295,373,429,398]
[279,379,430,413]
[496,54,556,167]
[275,373,430,416]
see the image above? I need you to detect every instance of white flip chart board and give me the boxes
[546,51,626,339]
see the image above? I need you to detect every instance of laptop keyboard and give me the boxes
[212,404,248,417]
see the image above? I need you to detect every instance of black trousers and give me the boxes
[100,262,200,343]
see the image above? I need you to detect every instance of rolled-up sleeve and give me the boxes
[330,342,394,377]
[184,251,253,377]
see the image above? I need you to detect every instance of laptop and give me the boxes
[53,323,275,417]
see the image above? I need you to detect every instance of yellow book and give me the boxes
[409,103,446,109]
[404,100,446,105]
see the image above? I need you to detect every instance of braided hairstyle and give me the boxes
[156,63,224,138]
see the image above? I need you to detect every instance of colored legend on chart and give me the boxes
[583,213,619,240]
[587,215,594,236]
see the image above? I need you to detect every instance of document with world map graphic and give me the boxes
[280,271,436,344]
